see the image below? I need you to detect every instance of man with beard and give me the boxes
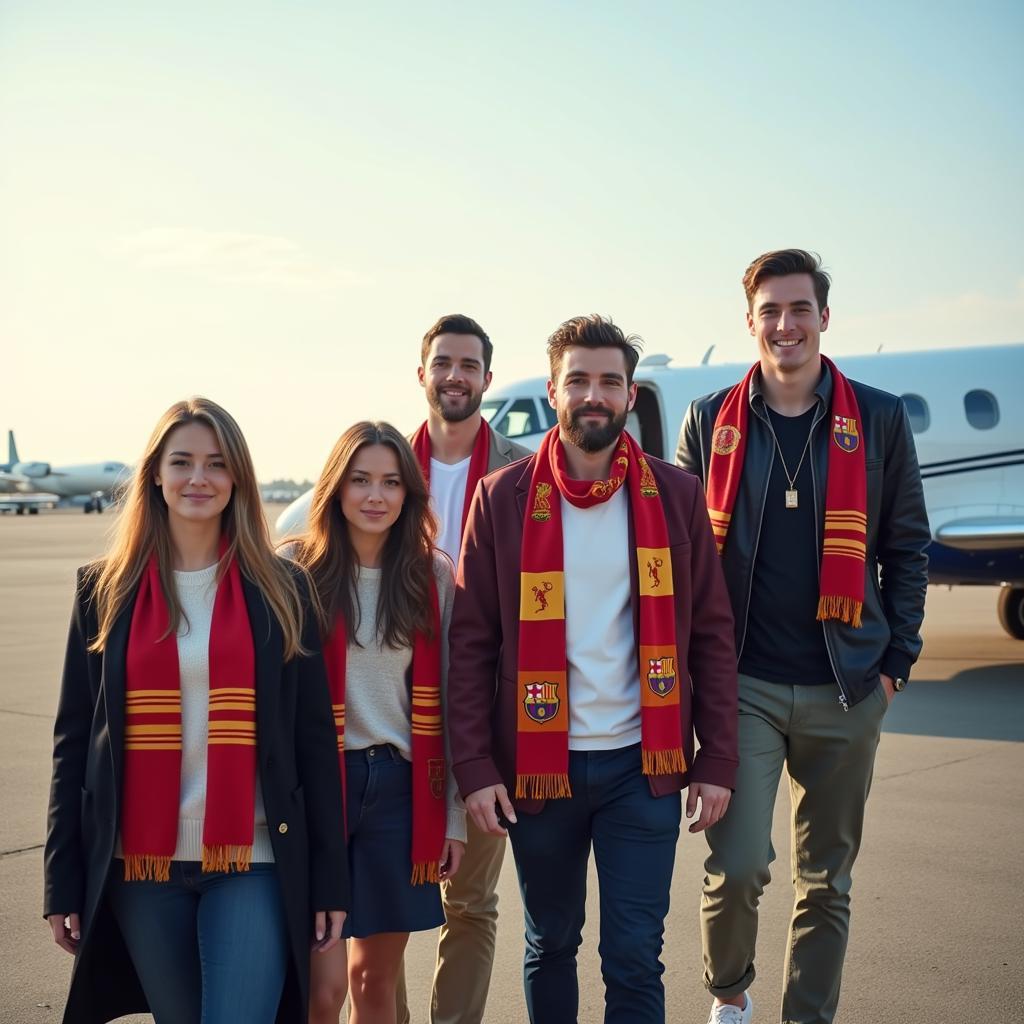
[447,315,738,1023]
[403,313,530,1024]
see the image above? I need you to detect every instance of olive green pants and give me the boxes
[701,673,887,1024]
[395,817,507,1024]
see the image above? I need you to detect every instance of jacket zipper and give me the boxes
[809,408,850,711]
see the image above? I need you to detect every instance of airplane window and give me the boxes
[963,389,999,430]
[900,394,930,434]
[493,398,542,438]
[480,399,505,424]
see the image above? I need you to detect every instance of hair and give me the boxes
[420,313,493,374]
[546,314,643,385]
[285,421,436,648]
[742,249,831,312]
[86,397,308,659]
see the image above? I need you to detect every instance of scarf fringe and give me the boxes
[123,854,172,882]
[642,748,686,776]
[201,844,253,874]
[410,861,441,886]
[817,595,863,628]
[516,773,572,800]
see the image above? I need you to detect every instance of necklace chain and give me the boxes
[763,409,816,492]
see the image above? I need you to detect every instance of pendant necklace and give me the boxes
[764,412,815,509]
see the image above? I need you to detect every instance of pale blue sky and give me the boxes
[3,1,1021,478]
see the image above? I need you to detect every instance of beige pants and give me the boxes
[395,818,507,1024]
[700,673,886,1024]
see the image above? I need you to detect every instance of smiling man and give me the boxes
[404,314,530,1024]
[675,250,930,1024]
[448,315,738,1024]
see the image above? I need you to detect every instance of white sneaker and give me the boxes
[706,993,752,1024]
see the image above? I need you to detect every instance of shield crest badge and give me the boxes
[523,681,560,723]
[833,415,860,453]
[647,656,677,698]
[428,758,445,799]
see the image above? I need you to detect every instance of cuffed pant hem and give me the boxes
[704,965,755,1000]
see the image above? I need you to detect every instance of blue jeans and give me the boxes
[107,860,289,1024]
[508,744,682,1024]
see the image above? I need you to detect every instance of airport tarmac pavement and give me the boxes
[1,510,1021,1022]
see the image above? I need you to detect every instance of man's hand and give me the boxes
[312,909,346,953]
[439,839,465,880]
[47,913,80,955]
[465,784,517,836]
[880,673,895,706]
[685,783,731,833]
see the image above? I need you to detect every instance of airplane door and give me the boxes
[632,385,664,459]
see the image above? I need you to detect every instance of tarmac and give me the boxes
[1,508,1021,1023]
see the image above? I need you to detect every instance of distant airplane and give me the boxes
[0,430,129,514]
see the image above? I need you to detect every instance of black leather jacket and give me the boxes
[675,363,930,709]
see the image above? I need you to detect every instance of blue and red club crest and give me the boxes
[523,681,560,723]
[647,656,676,698]
[832,415,860,453]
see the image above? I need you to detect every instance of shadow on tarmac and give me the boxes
[882,663,1024,741]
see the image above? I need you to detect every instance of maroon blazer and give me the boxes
[448,451,739,813]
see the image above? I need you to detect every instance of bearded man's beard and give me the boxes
[427,383,483,423]
[559,404,628,453]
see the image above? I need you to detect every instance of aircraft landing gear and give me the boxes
[997,586,1024,640]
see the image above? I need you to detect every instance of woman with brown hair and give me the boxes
[44,397,349,1024]
[287,421,465,1024]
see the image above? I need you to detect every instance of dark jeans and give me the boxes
[508,743,682,1024]
[107,860,289,1024]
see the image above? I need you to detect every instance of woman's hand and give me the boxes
[439,839,465,881]
[47,913,81,955]
[312,909,347,953]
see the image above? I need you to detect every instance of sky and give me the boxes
[2,0,1022,479]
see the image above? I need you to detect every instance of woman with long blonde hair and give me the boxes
[44,397,349,1024]
[287,421,466,1024]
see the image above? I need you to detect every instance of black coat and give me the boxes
[43,564,350,1024]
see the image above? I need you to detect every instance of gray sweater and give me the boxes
[345,553,466,843]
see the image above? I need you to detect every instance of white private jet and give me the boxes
[1,431,130,513]
[477,342,1024,640]
[274,343,1024,639]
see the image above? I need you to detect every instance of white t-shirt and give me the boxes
[562,487,642,750]
[430,456,471,567]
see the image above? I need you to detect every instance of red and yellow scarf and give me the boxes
[516,428,685,800]
[322,578,447,885]
[705,356,867,626]
[410,420,491,534]
[122,544,256,881]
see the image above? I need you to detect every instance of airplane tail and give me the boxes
[7,431,17,466]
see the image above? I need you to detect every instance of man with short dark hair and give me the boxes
[405,313,530,1024]
[449,314,738,1023]
[676,250,929,1024]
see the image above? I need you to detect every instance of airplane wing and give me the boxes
[934,517,1024,551]
[0,492,59,511]
[0,470,30,494]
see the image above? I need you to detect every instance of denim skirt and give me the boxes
[342,744,444,939]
